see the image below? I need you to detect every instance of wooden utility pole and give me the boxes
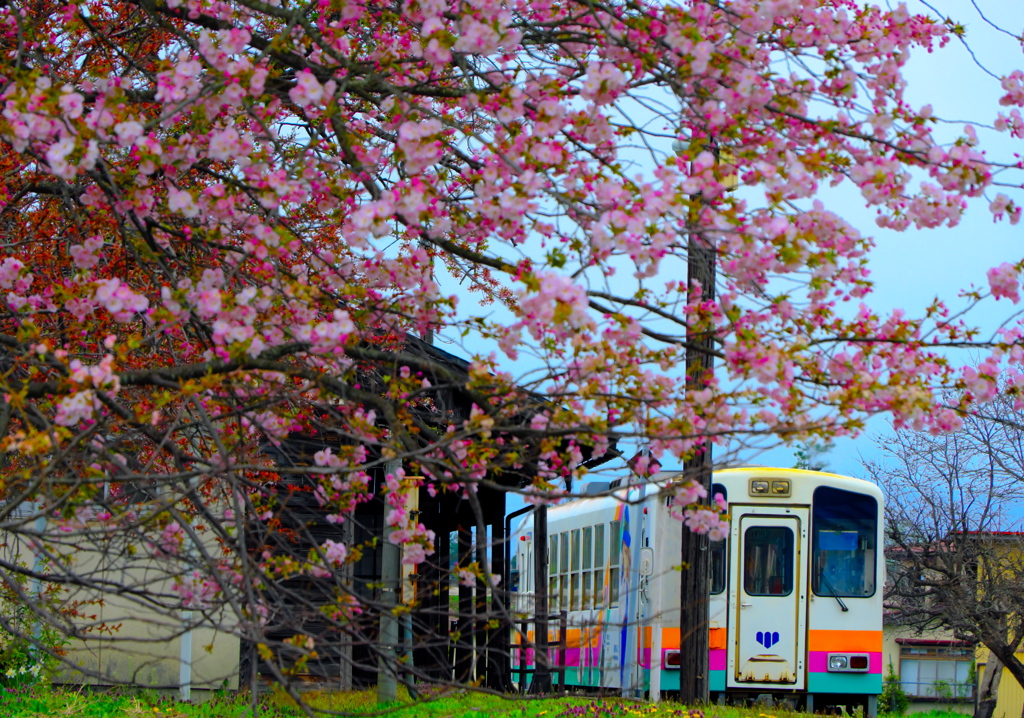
[677,229,715,703]
[677,141,730,704]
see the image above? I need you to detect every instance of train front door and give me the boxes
[728,507,808,689]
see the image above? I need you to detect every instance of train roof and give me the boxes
[512,466,881,535]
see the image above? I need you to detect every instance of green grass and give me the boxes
[0,686,963,718]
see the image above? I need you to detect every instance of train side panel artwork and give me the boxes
[510,468,883,716]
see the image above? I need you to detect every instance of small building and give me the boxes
[1,335,605,697]
[882,624,974,715]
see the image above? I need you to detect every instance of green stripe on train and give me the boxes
[511,668,728,693]
[807,672,883,694]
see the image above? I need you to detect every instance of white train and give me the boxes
[511,467,883,715]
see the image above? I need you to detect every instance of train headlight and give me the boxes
[750,480,769,495]
[827,653,870,672]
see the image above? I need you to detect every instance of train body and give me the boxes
[510,467,883,714]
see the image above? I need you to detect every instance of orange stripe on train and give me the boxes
[516,626,741,652]
[653,627,726,650]
[808,630,882,652]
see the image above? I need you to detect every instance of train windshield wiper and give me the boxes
[817,569,849,612]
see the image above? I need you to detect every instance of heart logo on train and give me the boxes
[756,631,780,649]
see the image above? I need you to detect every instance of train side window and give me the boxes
[560,532,569,611]
[609,520,622,607]
[711,482,726,505]
[571,529,581,571]
[710,482,728,594]
[610,521,621,564]
[570,529,581,610]
[583,527,593,569]
[743,526,794,596]
[594,524,606,608]
[812,487,877,598]
[710,540,727,594]
[583,526,593,609]
[550,535,558,576]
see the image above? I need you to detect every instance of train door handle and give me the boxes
[740,602,752,608]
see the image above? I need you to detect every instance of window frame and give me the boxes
[898,645,974,700]
[811,487,879,599]
[742,525,795,597]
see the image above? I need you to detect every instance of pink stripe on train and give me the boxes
[516,647,728,672]
[807,651,882,674]
[636,648,725,671]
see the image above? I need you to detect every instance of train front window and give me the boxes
[743,526,794,596]
[812,487,877,598]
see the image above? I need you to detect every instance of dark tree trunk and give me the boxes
[678,216,716,704]
[993,645,1024,697]
[983,643,1024,718]
[531,505,552,693]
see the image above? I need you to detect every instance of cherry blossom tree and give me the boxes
[0,0,1023,701]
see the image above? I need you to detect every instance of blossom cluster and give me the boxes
[670,481,730,542]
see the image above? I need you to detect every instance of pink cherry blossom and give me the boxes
[987,263,1020,303]
[321,539,347,565]
[289,71,326,108]
[114,121,144,147]
[396,119,444,174]
[93,278,150,322]
[69,236,104,270]
[580,62,627,106]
